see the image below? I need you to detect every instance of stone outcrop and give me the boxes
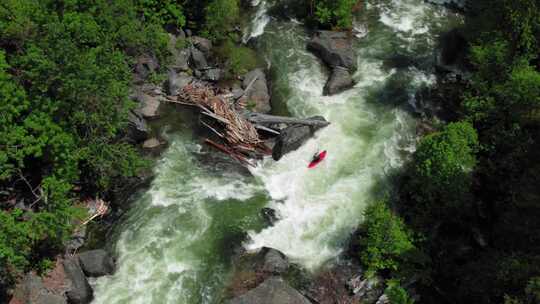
[308,31,357,95]
[63,258,93,304]
[78,250,115,277]
[126,109,150,143]
[325,67,354,95]
[167,70,193,95]
[242,69,271,113]
[191,36,213,55]
[271,116,328,160]
[133,54,159,83]
[227,277,311,304]
[190,47,209,70]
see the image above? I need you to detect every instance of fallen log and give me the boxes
[245,112,331,128]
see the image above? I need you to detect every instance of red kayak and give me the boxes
[308,150,327,168]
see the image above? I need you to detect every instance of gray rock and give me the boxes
[134,55,159,82]
[63,258,93,304]
[167,70,193,95]
[324,67,354,95]
[185,29,192,37]
[143,138,162,149]
[202,68,222,82]
[307,31,356,70]
[11,272,68,304]
[261,207,277,225]
[355,276,384,304]
[262,248,289,274]
[227,276,311,304]
[190,47,208,70]
[192,36,213,55]
[232,87,245,100]
[126,110,150,143]
[272,117,327,160]
[272,125,310,161]
[64,225,86,253]
[242,69,271,113]
[376,294,390,304]
[173,49,191,71]
[78,249,115,277]
[138,93,161,119]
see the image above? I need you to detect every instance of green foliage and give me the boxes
[525,277,540,303]
[0,0,161,284]
[410,122,478,209]
[203,0,240,41]
[360,201,415,274]
[312,0,356,29]
[137,0,186,28]
[216,39,259,77]
[385,279,415,304]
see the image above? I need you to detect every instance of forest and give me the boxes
[1,0,539,303]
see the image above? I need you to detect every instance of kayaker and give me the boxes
[312,151,321,163]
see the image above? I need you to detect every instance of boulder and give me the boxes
[191,36,213,55]
[272,116,327,160]
[142,138,162,149]
[78,250,115,277]
[126,110,150,143]
[324,67,354,95]
[242,69,271,113]
[134,55,159,83]
[261,207,278,225]
[307,31,356,70]
[168,34,190,71]
[202,68,222,82]
[63,258,93,304]
[354,276,384,303]
[138,93,161,119]
[261,248,289,274]
[226,277,311,304]
[64,225,86,253]
[167,70,193,95]
[190,47,208,70]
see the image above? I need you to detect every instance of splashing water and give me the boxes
[92,1,462,303]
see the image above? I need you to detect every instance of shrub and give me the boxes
[203,0,240,41]
[360,201,415,274]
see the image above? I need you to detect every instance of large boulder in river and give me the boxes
[227,277,311,304]
[242,69,271,113]
[307,31,356,71]
[324,67,354,95]
[78,249,115,277]
[63,258,93,304]
[308,31,357,95]
[272,116,327,160]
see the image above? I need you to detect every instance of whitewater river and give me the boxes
[92,1,461,303]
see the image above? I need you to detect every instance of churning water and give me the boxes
[91,1,461,303]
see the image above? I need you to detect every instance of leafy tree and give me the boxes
[137,0,186,28]
[360,201,415,274]
[408,122,478,214]
[203,0,240,41]
[385,279,415,304]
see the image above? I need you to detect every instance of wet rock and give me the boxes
[167,70,193,95]
[134,55,159,83]
[63,258,93,304]
[307,31,356,70]
[272,116,327,160]
[261,207,277,225]
[226,276,311,304]
[126,110,150,143]
[190,47,208,70]
[262,248,289,274]
[324,67,354,95]
[78,249,115,277]
[192,36,213,55]
[308,31,357,95]
[242,69,271,113]
[202,68,222,82]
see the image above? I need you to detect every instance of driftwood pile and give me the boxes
[166,83,331,166]
[166,84,271,166]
